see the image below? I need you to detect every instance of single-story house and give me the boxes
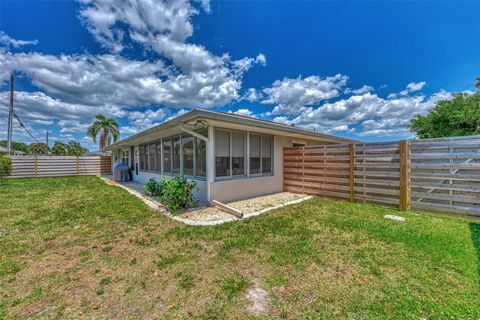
[105,109,353,204]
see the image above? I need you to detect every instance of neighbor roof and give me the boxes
[106,109,355,150]
[0,145,7,152]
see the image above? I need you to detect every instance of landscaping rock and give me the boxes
[384,215,406,222]
[245,285,268,315]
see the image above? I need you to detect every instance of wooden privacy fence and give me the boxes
[9,156,112,178]
[284,136,480,217]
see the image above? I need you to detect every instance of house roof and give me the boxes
[106,109,355,150]
[0,145,7,152]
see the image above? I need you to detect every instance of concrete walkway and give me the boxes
[99,175,312,226]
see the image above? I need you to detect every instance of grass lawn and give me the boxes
[1,176,479,319]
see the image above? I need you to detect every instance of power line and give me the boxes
[13,112,41,144]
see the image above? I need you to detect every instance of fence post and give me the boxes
[349,143,355,202]
[399,140,411,211]
[76,156,79,176]
[302,146,305,195]
[34,156,38,178]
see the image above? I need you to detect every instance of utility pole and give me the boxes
[46,131,49,155]
[7,73,14,155]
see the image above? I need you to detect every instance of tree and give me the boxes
[67,141,88,156]
[50,141,69,156]
[476,77,480,90]
[87,114,120,151]
[0,140,31,155]
[409,92,480,138]
[0,155,12,181]
[51,141,88,156]
[30,143,49,155]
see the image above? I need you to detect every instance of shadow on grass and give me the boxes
[470,222,480,287]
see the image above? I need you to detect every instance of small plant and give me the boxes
[159,177,197,214]
[144,178,163,196]
[0,155,12,182]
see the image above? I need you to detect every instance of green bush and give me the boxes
[0,155,12,179]
[144,178,163,196]
[159,177,197,214]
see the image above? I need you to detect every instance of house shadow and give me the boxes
[470,222,480,287]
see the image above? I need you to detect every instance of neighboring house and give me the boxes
[0,145,24,156]
[106,109,353,203]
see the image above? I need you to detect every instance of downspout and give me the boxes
[179,121,212,202]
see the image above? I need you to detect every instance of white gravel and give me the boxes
[99,176,312,226]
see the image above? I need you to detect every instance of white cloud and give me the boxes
[389,81,427,98]
[255,53,267,66]
[0,32,38,49]
[284,88,453,137]
[344,85,373,95]
[228,108,257,118]
[243,88,261,102]
[0,0,268,148]
[262,74,348,115]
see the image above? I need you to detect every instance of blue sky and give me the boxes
[1,0,479,150]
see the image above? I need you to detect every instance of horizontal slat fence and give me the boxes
[410,137,480,216]
[9,156,112,178]
[284,136,480,217]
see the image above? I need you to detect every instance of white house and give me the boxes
[105,109,353,204]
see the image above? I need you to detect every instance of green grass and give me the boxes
[0,176,479,319]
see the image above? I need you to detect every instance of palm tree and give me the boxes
[87,114,120,151]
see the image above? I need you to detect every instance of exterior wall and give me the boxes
[132,171,208,204]
[209,135,293,203]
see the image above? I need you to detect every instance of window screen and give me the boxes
[215,130,230,177]
[139,145,146,170]
[156,142,162,173]
[182,135,194,176]
[249,134,261,175]
[261,135,272,174]
[163,140,172,174]
[232,132,245,176]
[172,137,180,174]
[148,144,156,171]
[195,137,206,177]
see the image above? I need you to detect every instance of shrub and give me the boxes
[144,178,163,196]
[0,155,12,179]
[159,177,197,214]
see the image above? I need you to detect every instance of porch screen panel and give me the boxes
[195,137,206,177]
[182,135,194,176]
[172,137,180,174]
[139,145,146,170]
[215,130,230,177]
[163,140,172,174]
[261,135,272,174]
[249,134,261,174]
[156,142,162,173]
[232,132,245,176]
[148,144,156,171]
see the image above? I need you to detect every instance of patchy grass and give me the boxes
[0,176,479,319]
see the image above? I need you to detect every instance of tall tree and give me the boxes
[0,140,31,155]
[51,141,69,156]
[87,114,120,151]
[409,92,480,138]
[476,77,480,90]
[51,141,88,156]
[67,141,88,156]
[30,143,49,155]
